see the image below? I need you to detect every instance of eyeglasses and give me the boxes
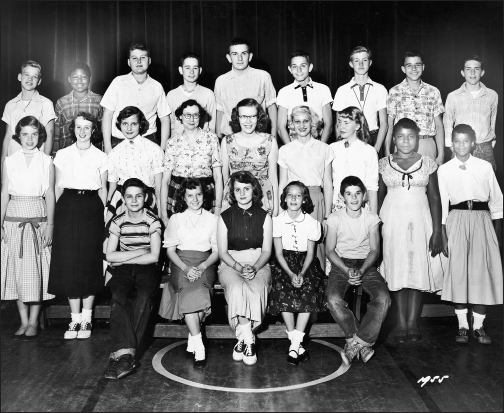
[182,113,200,120]
[238,115,257,121]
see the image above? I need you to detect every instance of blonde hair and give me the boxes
[288,105,322,139]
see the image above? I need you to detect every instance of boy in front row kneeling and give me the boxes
[325,176,391,365]
[105,178,162,379]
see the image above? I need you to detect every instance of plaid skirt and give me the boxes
[1,196,54,302]
[166,175,215,218]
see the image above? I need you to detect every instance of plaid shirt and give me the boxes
[54,90,103,148]
[387,79,444,136]
[443,82,498,146]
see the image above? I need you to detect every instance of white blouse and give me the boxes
[272,211,321,251]
[5,149,51,196]
[163,209,218,251]
[53,144,108,190]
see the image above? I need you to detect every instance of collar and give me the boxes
[13,90,43,103]
[350,77,374,88]
[70,90,97,103]
[400,78,425,93]
[126,208,146,222]
[127,72,151,86]
[229,66,252,79]
[458,82,487,96]
[452,154,475,167]
[293,77,314,88]
[292,137,316,149]
[183,208,203,216]
[125,135,144,146]
[339,138,365,148]
[283,211,306,224]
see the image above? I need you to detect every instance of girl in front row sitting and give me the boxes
[268,181,327,365]
[438,124,502,344]
[158,178,219,368]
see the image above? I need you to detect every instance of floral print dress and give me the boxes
[222,133,274,214]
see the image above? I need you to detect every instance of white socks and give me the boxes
[71,313,82,324]
[286,329,305,357]
[82,309,92,324]
[240,322,254,345]
[473,312,486,330]
[455,308,469,329]
[191,333,205,361]
[187,333,195,353]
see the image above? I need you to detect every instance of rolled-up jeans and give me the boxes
[326,258,391,345]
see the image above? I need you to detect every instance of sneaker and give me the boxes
[116,354,135,379]
[104,358,118,380]
[341,341,360,366]
[77,321,92,339]
[232,340,245,361]
[455,327,469,343]
[359,344,374,363]
[242,342,257,366]
[473,327,492,344]
[64,321,79,340]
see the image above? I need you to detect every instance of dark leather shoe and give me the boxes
[455,327,469,343]
[287,350,299,366]
[297,346,310,363]
[473,327,491,344]
[408,328,422,342]
[393,329,408,343]
[193,358,207,369]
[116,354,135,379]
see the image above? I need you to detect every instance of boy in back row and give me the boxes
[1,60,56,164]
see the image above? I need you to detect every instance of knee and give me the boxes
[375,289,392,309]
[326,290,347,311]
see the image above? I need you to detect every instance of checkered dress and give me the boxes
[1,196,54,302]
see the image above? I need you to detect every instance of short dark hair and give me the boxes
[180,52,201,68]
[229,37,252,53]
[392,118,420,136]
[280,181,314,214]
[121,177,148,197]
[340,176,367,197]
[129,43,151,58]
[463,55,484,71]
[116,106,149,136]
[229,98,269,133]
[173,178,213,213]
[12,116,46,148]
[452,124,476,143]
[229,171,263,206]
[290,50,310,65]
[68,62,91,78]
[350,46,372,61]
[403,50,424,65]
[174,99,208,125]
[20,60,42,78]
[68,112,101,144]
[337,106,371,144]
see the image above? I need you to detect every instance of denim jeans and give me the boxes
[108,263,159,358]
[326,258,391,345]
[473,141,496,171]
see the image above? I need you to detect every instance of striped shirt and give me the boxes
[54,90,103,148]
[109,209,162,252]
[443,82,498,146]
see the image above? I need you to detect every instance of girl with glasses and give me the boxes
[161,99,223,224]
[221,98,279,216]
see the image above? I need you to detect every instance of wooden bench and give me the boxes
[43,283,454,338]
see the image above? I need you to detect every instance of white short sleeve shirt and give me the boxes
[277,79,333,120]
[273,211,321,251]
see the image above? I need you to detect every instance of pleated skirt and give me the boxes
[218,249,271,332]
[48,191,104,297]
[158,250,216,320]
[441,210,503,305]
[1,196,54,302]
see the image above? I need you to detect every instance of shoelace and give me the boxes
[244,344,254,356]
[80,321,91,330]
[68,322,79,331]
[235,340,244,352]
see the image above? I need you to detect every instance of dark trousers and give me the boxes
[108,264,159,356]
[326,258,391,345]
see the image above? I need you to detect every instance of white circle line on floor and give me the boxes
[152,339,350,393]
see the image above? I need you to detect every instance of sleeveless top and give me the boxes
[221,203,267,250]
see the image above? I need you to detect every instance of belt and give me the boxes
[4,216,47,258]
[65,189,98,196]
[418,135,434,140]
[449,201,489,212]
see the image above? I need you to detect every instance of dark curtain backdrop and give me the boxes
[1,1,502,180]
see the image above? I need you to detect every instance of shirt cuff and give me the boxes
[215,103,224,112]
[153,166,164,175]
[265,98,277,107]
[491,211,503,220]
